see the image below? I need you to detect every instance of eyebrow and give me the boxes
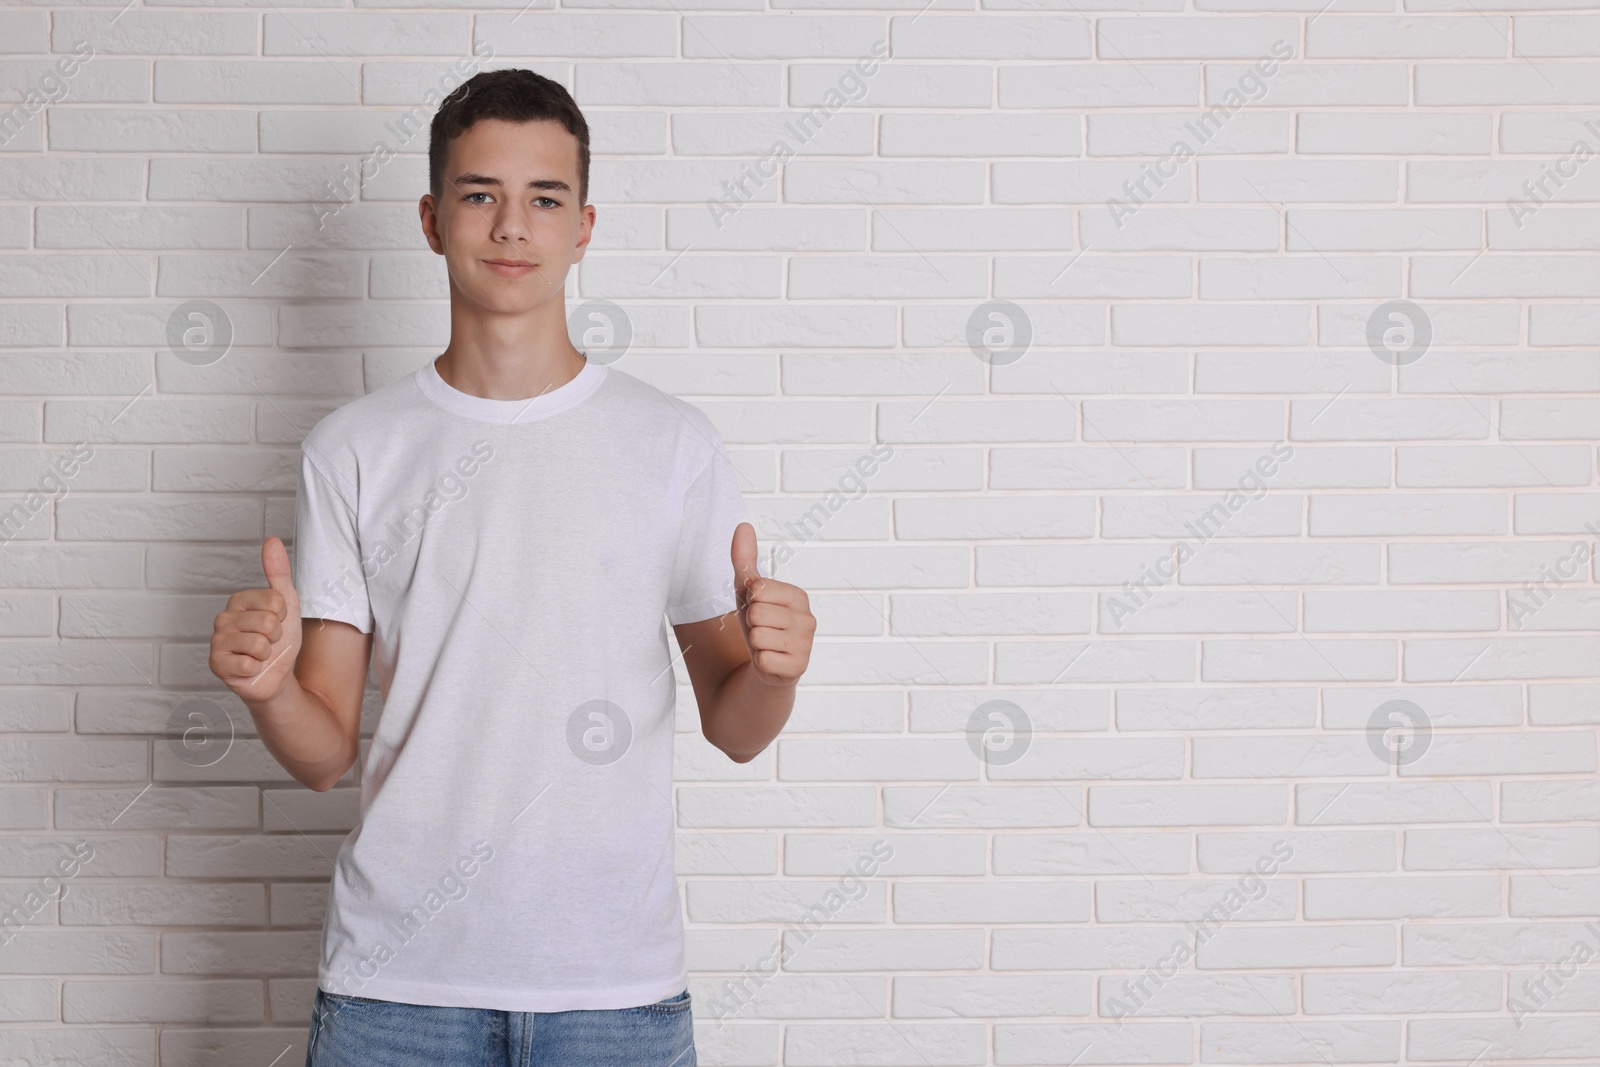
[453,174,573,194]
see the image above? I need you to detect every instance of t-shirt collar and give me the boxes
[417,354,608,424]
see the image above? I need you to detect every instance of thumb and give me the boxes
[730,522,759,604]
[261,536,299,616]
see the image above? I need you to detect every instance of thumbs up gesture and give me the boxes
[730,522,814,686]
[208,536,304,703]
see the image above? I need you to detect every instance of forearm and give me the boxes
[242,674,356,792]
[701,660,795,763]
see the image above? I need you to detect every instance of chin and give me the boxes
[472,290,546,314]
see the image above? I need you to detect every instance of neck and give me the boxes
[434,343,586,402]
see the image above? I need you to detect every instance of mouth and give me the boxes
[483,259,537,278]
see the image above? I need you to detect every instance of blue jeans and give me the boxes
[304,987,696,1067]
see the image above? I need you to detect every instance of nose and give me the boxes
[490,200,530,245]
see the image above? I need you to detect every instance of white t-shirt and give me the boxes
[289,353,752,1012]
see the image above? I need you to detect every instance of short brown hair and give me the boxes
[428,68,591,207]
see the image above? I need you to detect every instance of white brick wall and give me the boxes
[2,4,1598,1065]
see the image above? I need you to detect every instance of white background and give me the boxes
[1,4,1598,1065]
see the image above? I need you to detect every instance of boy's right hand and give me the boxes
[209,536,303,704]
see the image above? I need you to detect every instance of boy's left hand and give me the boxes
[730,522,814,686]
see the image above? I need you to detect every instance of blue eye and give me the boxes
[463,193,559,207]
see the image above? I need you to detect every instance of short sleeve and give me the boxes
[666,429,753,626]
[292,444,373,634]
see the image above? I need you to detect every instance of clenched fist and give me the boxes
[209,536,303,704]
[730,522,814,686]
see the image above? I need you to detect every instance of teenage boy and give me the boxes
[208,68,815,1067]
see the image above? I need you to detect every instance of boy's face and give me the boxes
[420,117,594,316]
